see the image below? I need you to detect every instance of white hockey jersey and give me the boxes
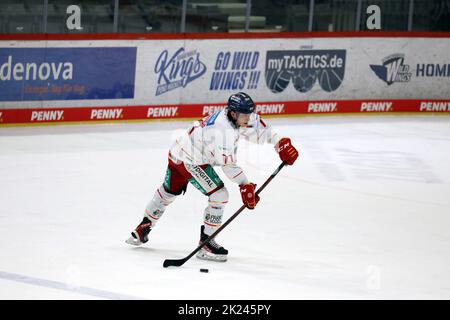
[169,110,281,185]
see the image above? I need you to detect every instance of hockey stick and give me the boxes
[163,161,287,268]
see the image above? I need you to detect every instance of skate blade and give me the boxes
[125,236,143,246]
[196,249,227,262]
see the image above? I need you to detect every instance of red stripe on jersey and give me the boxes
[145,209,160,220]
[206,184,225,196]
[204,221,220,227]
[232,171,243,179]
[209,201,228,205]
[157,189,164,200]
[260,119,267,127]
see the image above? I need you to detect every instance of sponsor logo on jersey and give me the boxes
[31,110,64,121]
[420,101,450,112]
[205,213,222,225]
[151,209,164,219]
[360,102,393,112]
[185,164,218,192]
[265,49,346,93]
[255,104,285,114]
[308,102,337,113]
[154,48,206,96]
[90,108,123,120]
[191,167,215,189]
[370,54,412,85]
[147,106,178,118]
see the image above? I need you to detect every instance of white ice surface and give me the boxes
[0,115,449,300]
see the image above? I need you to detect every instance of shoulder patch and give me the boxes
[206,111,221,126]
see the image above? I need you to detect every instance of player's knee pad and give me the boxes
[145,185,177,221]
[156,185,177,205]
[209,186,229,207]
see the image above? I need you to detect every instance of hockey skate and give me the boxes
[196,225,228,262]
[126,217,152,246]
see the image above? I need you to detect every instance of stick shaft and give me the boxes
[163,161,287,268]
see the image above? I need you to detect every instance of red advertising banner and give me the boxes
[1,100,449,126]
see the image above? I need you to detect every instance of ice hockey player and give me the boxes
[126,92,299,262]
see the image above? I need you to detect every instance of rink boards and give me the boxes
[0,33,449,125]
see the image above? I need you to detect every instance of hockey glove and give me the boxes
[239,183,260,210]
[275,137,299,165]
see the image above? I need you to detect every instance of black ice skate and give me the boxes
[126,217,152,246]
[196,225,228,262]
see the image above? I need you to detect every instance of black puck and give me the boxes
[200,268,209,273]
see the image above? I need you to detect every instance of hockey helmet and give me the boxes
[227,92,255,114]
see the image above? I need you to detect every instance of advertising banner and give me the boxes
[0,47,136,102]
[0,36,449,125]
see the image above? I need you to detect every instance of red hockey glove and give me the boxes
[275,137,299,165]
[239,183,260,210]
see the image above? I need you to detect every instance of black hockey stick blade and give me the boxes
[163,161,287,268]
[163,257,188,268]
